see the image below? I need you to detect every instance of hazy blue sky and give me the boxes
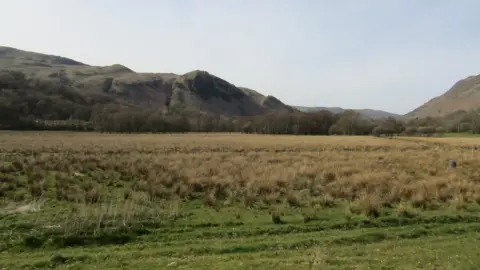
[2,0,480,114]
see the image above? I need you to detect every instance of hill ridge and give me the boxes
[407,73,480,118]
[0,46,294,117]
[293,105,402,119]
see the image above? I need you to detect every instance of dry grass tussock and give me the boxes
[1,132,480,218]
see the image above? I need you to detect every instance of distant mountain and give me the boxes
[293,106,402,119]
[407,74,480,118]
[0,46,294,117]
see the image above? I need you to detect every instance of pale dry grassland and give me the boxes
[402,135,480,147]
[1,132,479,210]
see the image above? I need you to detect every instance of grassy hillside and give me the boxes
[0,46,86,67]
[408,74,480,118]
[0,46,293,117]
[294,106,402,119]
[2,132,480,269]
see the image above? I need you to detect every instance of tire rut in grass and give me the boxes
[153,223,480,257]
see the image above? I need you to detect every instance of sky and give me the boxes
[2,0,480,114]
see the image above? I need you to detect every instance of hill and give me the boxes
[0,46,294,118]
[294,106,401,119]
[407,74,480,118]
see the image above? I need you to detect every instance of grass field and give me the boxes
[442,132,480,138]
[2,132,480,269]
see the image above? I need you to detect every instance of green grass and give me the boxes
[2,183,480,269]
[3,198,480,269]
[442,132,480,137]
[4,230,480,269]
